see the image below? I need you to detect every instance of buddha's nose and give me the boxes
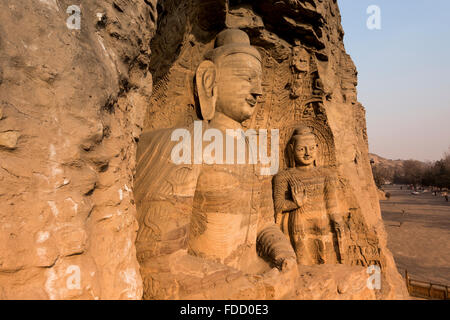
[251,81,263,100]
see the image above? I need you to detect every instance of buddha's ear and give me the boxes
[196,60,217,121]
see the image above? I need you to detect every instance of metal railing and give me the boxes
[405,270,449,300]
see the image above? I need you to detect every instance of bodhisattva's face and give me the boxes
[215,53,263,123]
[293,135,318,167]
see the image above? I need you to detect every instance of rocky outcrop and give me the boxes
[0,0,408,300]
[0,0,157,299]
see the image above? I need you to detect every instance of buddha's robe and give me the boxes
[135,122,292,271]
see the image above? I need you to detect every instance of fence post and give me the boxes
[405,270,411,295]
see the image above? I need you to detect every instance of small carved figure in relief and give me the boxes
[291,46,310,74]
[289,45,310,99]
[312,72,325,97]
[273,126,346,265]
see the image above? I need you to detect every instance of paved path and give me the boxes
[381,185,450,284]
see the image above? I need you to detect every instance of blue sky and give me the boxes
[338,0,450,161]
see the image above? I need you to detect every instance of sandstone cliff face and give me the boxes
[0,0,157,299]
[0,0,408,299]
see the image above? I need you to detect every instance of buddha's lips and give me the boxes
[246,97,257,107]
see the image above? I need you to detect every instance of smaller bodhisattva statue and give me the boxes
[273,126,347,266]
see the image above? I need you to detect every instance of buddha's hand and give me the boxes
[280,256,296,272]
[291,183,307,207]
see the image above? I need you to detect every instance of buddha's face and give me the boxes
[293,135,318,167]
[215,53,263,123]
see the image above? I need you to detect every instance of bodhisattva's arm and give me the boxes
[324,174,339,215]
[324,174,347,263]
[273,172,299,215]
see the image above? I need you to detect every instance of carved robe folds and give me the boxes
[136,124,265,272]
[273,167,346,266]
[189,160,260,268]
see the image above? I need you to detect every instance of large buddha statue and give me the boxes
[273,126,347,266]
[134,29,295,299]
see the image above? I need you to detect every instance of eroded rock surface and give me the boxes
[0,0,157,299]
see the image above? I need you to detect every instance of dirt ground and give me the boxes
[380,185,450,285]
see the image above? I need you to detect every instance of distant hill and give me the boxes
[370,153,449,188]
[369,153,405,170]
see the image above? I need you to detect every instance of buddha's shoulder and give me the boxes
[273,167,295,181]
[317,167,339,183]
[137,126,192,161]
[140,125,193,141]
